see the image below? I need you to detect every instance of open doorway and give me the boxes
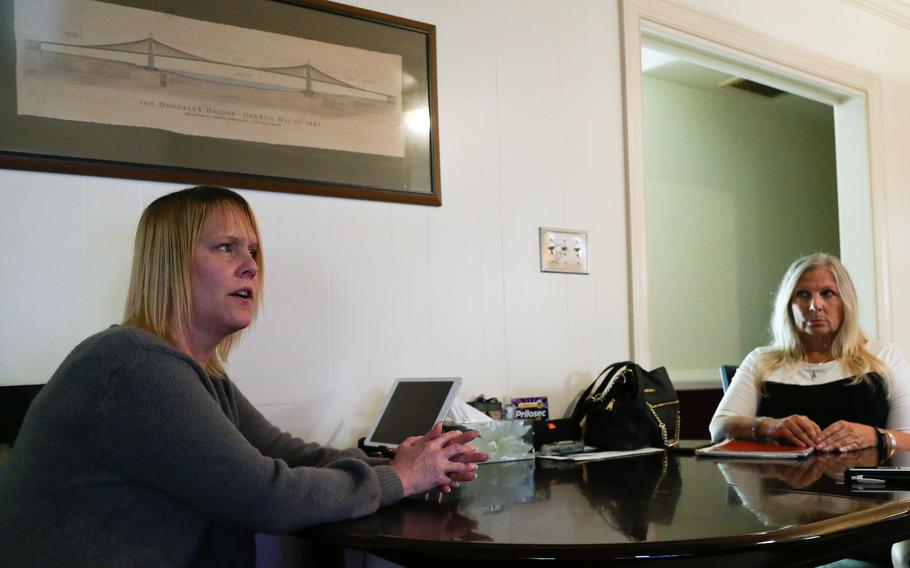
[642,43,840,383]
[621,0,889,388]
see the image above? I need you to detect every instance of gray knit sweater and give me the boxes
[0,325,403,567]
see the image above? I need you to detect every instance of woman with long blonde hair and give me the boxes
[710,253,910,454]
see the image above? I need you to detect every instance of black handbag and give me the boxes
[570,361,680,450]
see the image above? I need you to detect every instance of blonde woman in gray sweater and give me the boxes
[0,186,486,567]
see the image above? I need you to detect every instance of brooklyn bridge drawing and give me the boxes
[15,0,405,158]
[24,35,398,103]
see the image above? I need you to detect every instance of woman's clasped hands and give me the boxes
[390,422,489,496]
[760,414,877,453]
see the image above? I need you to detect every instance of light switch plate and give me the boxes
[539,227,589,274]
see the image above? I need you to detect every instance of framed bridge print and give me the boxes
[0,0,442,206]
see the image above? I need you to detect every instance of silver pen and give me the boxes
[853,475,886,484]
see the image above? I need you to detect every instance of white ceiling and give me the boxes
[841,0,910,29]
[641,47,834,127]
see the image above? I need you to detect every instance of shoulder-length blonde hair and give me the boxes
[123,186,263,378]
[757,253,885,388]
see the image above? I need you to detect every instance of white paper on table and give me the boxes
[536,447,665,462]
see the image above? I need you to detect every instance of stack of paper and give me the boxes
[536,447,664,462]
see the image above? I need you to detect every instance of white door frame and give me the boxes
[620,0,891,368]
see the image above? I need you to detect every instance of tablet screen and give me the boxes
[363,378,461,448]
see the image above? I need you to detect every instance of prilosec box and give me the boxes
[511,396,548,421]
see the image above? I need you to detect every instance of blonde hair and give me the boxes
[123,186,263,378]
[756,253,886,389]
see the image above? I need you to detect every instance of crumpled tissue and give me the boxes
[461,419,534,463]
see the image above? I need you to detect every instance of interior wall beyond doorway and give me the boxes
[643,74,839,381]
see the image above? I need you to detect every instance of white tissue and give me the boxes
[465,420,534,463]
[447,398,494,423]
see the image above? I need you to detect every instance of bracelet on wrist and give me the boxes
[752,417,767,441]
[876,427,887,456]
[876,427,896,460]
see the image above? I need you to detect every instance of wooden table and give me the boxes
[305,448,910,567]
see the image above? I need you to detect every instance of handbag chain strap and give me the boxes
[646,400,681,448]
[590,368,631,403]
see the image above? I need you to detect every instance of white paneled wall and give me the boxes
[2,172,88,382]
[0,0,629,449]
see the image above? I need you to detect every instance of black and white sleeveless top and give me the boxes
[709,340,910,441]
[757,374,888,428]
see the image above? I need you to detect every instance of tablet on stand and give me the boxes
[363,377,462,450]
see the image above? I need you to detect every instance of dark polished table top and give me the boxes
[307,448,910,567]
